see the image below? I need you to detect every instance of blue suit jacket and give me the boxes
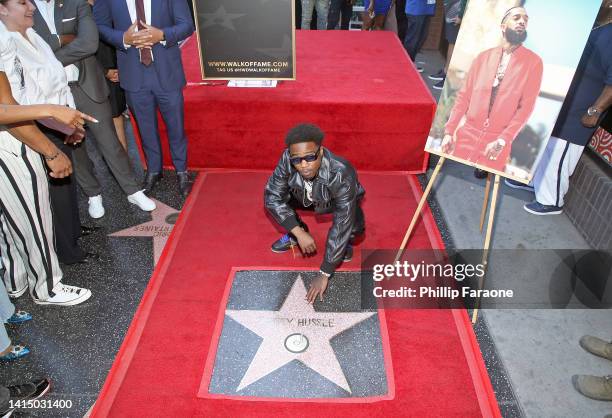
[93,0,194,92]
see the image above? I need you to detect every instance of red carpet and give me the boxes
[91,171,500,417]
[150,31,435,172]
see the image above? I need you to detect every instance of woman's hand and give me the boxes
[46,150,72,179]
[46,105,98,132]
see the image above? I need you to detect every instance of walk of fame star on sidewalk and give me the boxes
[108,199,179,265]
[226,275,376,393]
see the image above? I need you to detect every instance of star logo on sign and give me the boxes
[226,275,375,393]
[108,199,179,266]
[198,6,245,31]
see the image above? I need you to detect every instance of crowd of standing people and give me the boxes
[0,0,193,414]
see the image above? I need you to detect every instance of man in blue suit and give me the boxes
[93,0,194,197]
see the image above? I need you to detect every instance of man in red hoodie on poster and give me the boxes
[441,6,543,173]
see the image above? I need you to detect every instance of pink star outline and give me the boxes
[108,199,179,265]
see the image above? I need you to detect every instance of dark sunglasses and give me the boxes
[289,147,321,165]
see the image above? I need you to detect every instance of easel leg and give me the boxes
[395,157,445,262]
[471,174,501,324]
[479,173,491,231]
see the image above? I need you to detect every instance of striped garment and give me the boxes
[0,139,61,300]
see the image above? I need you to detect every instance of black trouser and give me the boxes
[295,0,302,29]
[395,0,407,42]
[289,197,365,243]
[328,0,352,30]
[39,124,85,264]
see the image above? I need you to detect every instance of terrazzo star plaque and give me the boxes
[199,270,394,401]
[108,199,179,265]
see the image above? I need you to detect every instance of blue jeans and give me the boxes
[403,14,431,61]
[0,281,15,352]
[301,0,329,30]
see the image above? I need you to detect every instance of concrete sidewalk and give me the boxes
[417,50,612,418]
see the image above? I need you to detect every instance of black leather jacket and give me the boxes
[264,148,365,274]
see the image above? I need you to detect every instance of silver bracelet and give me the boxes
[44,150,61,161]
[319,270,331,278]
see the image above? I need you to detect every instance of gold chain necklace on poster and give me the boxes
[592,19,611,31]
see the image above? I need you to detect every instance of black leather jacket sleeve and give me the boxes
[264,154,300,232]
[320,171,358,275]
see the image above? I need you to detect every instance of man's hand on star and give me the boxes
[306,274,329,304]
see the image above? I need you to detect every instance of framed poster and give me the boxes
[193,0,296,80]
[424,0,601,182]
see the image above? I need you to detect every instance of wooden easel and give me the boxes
[394,157,502,324]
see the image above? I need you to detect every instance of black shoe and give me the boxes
[428,69,446,81]
[504,178,534,192]
[143,172,162,194]
[271,233,297,253]
[76,252,100,264]
[80,225,102,237]
[177,171,191,198]
[343,244,353,262]
[0,378,52,416]
[432,79,445,90]
[7,378,51,400]
[473,168,488,179]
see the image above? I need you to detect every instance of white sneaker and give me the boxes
[127,190,156,211]
[7,284,27,298]
[88,195,105,219]
[34,284,92,306]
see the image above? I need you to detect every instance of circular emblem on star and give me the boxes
[284,333,309,353]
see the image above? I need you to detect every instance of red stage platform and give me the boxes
[153,30,435,172]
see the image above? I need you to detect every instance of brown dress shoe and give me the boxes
[579,335,612,361]
[572,375,612,401]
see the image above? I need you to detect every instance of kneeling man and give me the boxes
[265,124,365,303]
